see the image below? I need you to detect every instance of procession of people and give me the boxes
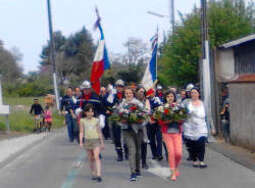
[59,79,209,183]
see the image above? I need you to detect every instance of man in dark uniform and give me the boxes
[60,87,78,143]
[99,86,111,140]
[147,88,163,161]
[107,79,128,161]
[79,81,102,116]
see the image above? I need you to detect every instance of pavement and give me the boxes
[208,139,255,172]
[0,130,254,188]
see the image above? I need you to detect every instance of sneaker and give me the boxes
[199,162,208,168]
[129,173,137,182]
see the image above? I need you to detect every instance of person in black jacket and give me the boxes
[106,79,128,161]
[60,87,79,143]
[30,99,44,132]
[79,81,103,116]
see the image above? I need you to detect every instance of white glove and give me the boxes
[75,108,82,116]
[99,114,105,128]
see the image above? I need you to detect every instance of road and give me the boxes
[0,129,254,188]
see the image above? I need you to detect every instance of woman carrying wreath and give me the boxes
[117,86,147,182]
[158,90,183,181]
[135,86,151,169]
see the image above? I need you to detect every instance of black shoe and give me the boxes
[129,173,137,182]
[125,154,129,160]
[117,155,123,162]
[186,156,192,161]
[142,163,149,169]
[157,156,163,161]
[96,176,102,182]
[152,156,157,160]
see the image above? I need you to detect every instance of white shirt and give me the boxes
[183,100,208,140]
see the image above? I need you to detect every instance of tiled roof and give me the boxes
[229,74,255,83]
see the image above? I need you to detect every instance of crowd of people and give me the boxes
[59,79,209,183]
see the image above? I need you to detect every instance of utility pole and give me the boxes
[169,0,175,32]
[201,0,215,139]
[47,0,60,110]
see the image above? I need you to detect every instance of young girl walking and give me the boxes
[79,104,104,182]
[44,105,52,132]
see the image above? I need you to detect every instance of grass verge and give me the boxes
[0,97,64,133]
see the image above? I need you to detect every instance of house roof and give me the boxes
[229,74,255,83]
[220,33,255,49]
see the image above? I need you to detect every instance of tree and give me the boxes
[39,27,95,86]
[0,43,23,82]
[159,0,255,87]
[123,37,150,65]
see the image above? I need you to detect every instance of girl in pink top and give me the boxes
[44,105,52,132]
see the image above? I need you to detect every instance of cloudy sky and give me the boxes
[0,0,230,73]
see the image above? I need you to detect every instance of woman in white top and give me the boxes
[183,87,208,168]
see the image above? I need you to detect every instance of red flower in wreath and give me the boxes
[164,109,169,115]
[130,106,137,111]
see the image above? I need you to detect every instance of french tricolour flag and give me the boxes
[90,9,110,94]
[141,33,158,91]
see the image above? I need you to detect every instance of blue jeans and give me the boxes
[65,114,78,142]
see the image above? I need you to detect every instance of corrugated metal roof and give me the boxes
[229,74,255,83]
[220,34,255,49]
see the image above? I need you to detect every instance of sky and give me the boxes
[0,0,207,74]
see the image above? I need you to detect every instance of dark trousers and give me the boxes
[102,117,110,139]
[112,123,128,156]
[65,114,78,142]
[222,120,230,142]
[123,130,142,174]
[184,137,192,158]
[148,123,162,158]
[141,142,147,165]
[185,137,207,162]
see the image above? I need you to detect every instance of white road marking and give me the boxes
[147,159,171,180]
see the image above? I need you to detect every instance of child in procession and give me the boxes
[79,104,104,183]
[43,105,52,132]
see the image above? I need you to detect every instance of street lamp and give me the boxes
[147,11,168,18]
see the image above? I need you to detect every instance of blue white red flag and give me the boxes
[141,32,158,91]
[90,8,110,94]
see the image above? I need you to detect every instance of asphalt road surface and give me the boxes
[0,129,254,188]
